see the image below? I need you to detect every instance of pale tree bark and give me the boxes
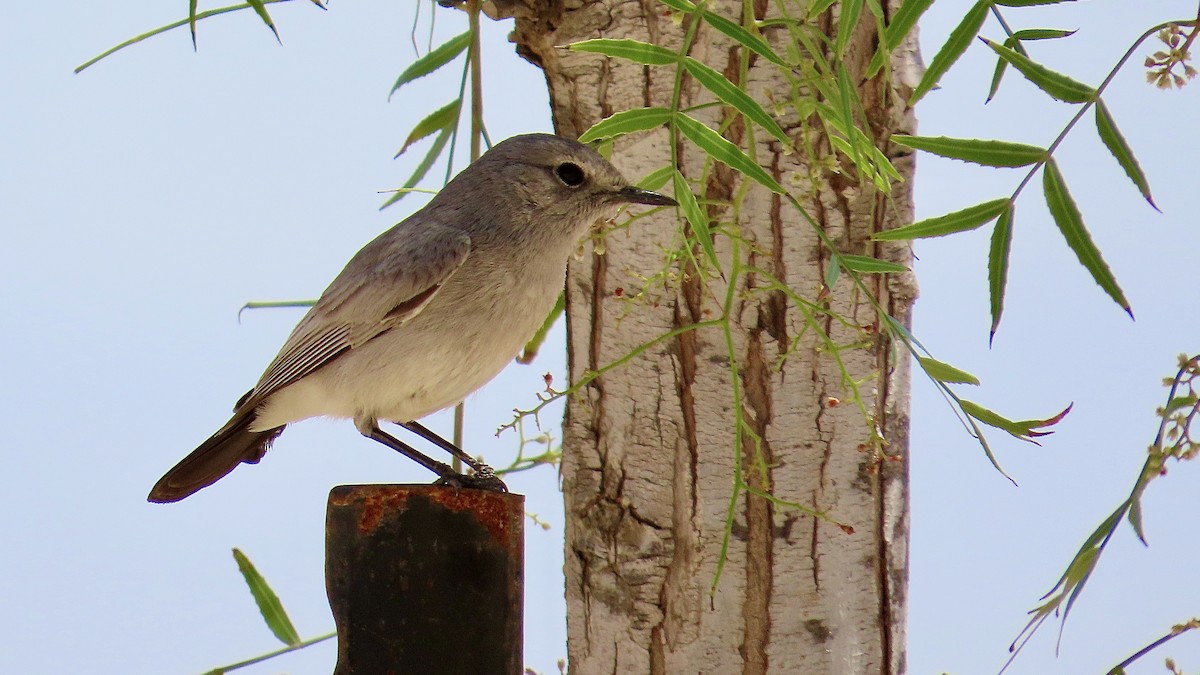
[491,1,917,672]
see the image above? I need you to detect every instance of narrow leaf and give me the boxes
[637,165,674,192]
[189,0,198,50]
[988,203,1014,342]
[658,0,790,69]
[673,170,720,271]
[825,254,841,289]
[986,36,1027,103]
[982,38,1095,103]
[918,356,981,385]
[884,0,935,50]
[808,0,838,18]
[683,58,790,146]
[578,107,672,143]
[698,11,789,68]
[232,548,301,646]
[868,0,936,76]
[381,127,452,209]
[1012,28,1077,40]
[1095,99,1157,209]
[245,0,281,44]
[1127,495,1146,545]
[838,254,909,273]
[871,198,1009,240]
[836,0,864,56]
[390,31,470,97]
[675,113,786,194]
[995,0,1077,5]
[569,38,678,65]
[910,0,989,103]
[1042,159,1132,316]
[893,135,1045,167]
[396,100,460,157]
[518,293,565,364]
[960,400,1072,441]
[655,0,696,10]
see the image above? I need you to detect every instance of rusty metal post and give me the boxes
[325,485,524,675]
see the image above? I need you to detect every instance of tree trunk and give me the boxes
[493,1,917,672]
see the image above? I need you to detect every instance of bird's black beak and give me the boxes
[615,185,677,207]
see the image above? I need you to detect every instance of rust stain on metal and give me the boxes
[328,485,519,543]
[425,487,518,546]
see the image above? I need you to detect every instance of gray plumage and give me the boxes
[149,133,675,503]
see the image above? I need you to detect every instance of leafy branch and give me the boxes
[1002,355,1200,672]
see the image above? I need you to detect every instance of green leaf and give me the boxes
[672,170,720,272]
[698,10,789,68]
[871,198,1009,240]
[986,36,1027,103]
[519,293,565,364]
[1042,159,1132,317]
[825,254,841,289]
[637,165,674,192]
[569,38,679,65]
[189,0,198,49]
[381,127,452,209]
[1012,28,1077,40]
[982,38,1096,103]
[674,113,786,194]
[396,100,460,157]
[808,0,838,18]
[918,356,980,385]
[885,0,934,50]
[1095,99,1157,210]
[959,400,1072,441]
[682,58,790,146]
[988,203,1014,342]
[245,0,281,43]
[578,107,673,143]
[838,254,909,273]
[867,0,935,76]
[910,0,989,103]
[892,135,1045,167]
[995,0,1077,5]
[1127,494,1146,545]
[836,0,864,56]
[659,0,789,69]
[1164,394,1200,415]
[232,548,301,646]
[390,31,470,97]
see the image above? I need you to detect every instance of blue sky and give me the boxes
[3,2,1199,673]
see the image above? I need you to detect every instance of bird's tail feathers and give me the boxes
[148,412,283,503]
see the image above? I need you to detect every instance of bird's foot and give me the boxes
[434,464,508,492]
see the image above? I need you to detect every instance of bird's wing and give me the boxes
[239,222,472,411]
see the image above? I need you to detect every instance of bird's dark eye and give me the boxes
[555,162,585,187]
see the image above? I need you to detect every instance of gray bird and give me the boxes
[149,134,675,503]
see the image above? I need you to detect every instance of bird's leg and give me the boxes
[363,425,458,480]
[363,423,507,492]
[401,421,507,492]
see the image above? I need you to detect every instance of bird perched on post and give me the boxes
[148,133,676,503]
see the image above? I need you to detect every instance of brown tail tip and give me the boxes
[148,419,283,503]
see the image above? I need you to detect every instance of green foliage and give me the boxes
[910,0,989,103]
[871,198,1009,240]
[1094,99,1157,208]
[1042,158,1131,316]
[891,135,1045,167]
[983,38,1096,103]
[80,2,1200,673]
[1007,355,1200,673]
[389,31,471,96]
[232,548,300,646]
